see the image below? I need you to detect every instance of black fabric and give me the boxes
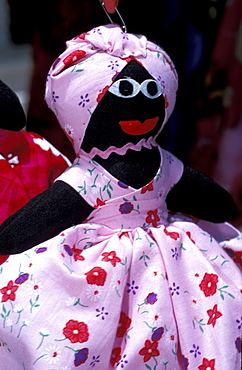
[95,146,161,189]
[0,181,93,255]
[0,80,26,131]
[81,60,165,153]
[166,165,238,222]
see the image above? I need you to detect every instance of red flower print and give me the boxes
[73,32,90,40]
[94,197,106,208]
[164,95,169,108]
[63,50,86,67]
[198,358,216,370]
[85,267,107,286]
[63,319,89,343]
[207,304,222,327]
[122,56,143,66]
[119,231,130,238]
[101,251,121,267]
[146,209,160,227]
[186,231,195,244]
[199,273,218,297]
[141,180,154,194]
[164,228,180,240]
[110,347,122,367]
[233,250,242,267]
[63,244,84,261]
[224,248,242,267]
[1,280,19,302]
[0,256,9,264]
[72,247,85,262]
[116,311,131,338]
[139,340,160,363]
[97,86,109,103]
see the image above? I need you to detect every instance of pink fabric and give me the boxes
[45,24,178,157]
[0,129,70,264]
[0,148,241,369]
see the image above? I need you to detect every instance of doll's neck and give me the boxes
[94,146,160,189]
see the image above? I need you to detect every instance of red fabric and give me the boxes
[0,129,69,264]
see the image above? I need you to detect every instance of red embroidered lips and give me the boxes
[119,117,159,135]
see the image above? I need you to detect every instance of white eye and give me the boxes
[140,79,163,99]
[108,78,140,98]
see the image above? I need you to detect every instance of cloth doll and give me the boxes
[0,80,70,264]
[0,25,241,369]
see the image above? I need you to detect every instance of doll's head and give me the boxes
[45,24,178,158]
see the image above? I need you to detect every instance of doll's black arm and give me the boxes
[166,165,238,223]
[0,180,94,255]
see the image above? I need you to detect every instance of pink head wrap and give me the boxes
[45,24,178,157]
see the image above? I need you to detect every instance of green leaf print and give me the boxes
[192,317,206,333]
[30,295,40,313]
[78,182,87,195]
[218,285,235,300]
[139,251,150,267]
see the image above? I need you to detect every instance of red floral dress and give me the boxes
[0,129,69,264]
[0,147,241,369]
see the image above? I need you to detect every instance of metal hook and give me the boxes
[99,0,127,33]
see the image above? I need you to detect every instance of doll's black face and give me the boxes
[81,60,165,153]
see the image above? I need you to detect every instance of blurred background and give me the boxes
[0,0,241,228]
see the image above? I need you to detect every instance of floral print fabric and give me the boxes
[0,148,241,369]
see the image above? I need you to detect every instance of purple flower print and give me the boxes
[146,292,158,305]
[108,60,119,70]
[36,247,47,254]
[90,355,100,367]
[156,76,165,88]
[52,57,61,70]
[117,354,128,368]
[236,317,242,330]
[96,307,109,320]
[122,32,129,40]
[64,244,72,256]
[74,348,89,366]
[127,280,139,295]
[79,93,90,108]
[92,27,102,35]
[119,202,134,214]
[170,282,180,296]
[235,337,242,353]
[15,273,29,284]
[181,355,189,369]
[171,247,179,260]
[118,181,129,189]
[165,153,174,164]
[190,344,201,358]
[151,327,164,341]
[52,91,59,102]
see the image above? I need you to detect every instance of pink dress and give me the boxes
[0,147,241,369]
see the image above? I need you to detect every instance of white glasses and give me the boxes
[108,78,163,99]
